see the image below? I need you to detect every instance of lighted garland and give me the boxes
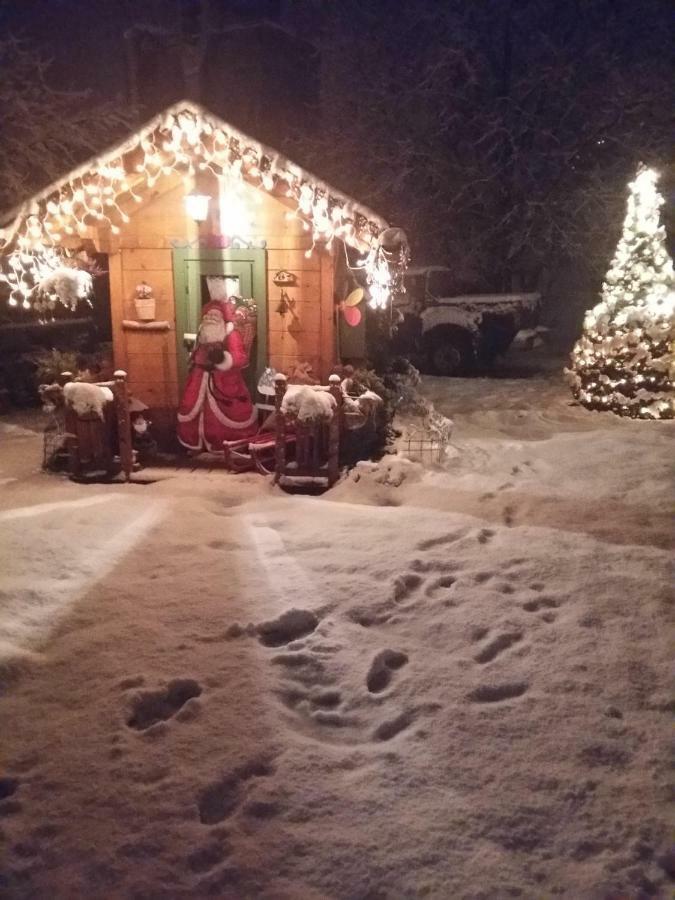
[0,104,405,311]
[565,166,675,420]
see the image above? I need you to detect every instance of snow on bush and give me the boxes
[336,453,423,493]
[63,382,113,419]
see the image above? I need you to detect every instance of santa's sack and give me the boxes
[233,302,257,366]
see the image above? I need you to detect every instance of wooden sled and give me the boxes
[223,431,296,476]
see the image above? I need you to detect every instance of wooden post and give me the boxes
[113,370,133,482]
[61,372,80,478]
[327,374,342,486]
[274,374,287,484]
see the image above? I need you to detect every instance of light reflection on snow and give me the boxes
[246,516,319,611]
[0,493,120,521]
[0,497,166,666]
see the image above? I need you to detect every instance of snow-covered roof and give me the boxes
[0,99,389,251]
[0,100,408,311]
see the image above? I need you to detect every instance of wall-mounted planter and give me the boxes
[134,296,157,321]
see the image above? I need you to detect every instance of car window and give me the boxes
[403,274,425,300]
[404,275,424,297]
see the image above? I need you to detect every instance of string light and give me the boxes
[565,166,675,420]
[0,103,405,311]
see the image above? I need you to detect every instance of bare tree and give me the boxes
[300,0,674,296]
[0,38,133,214]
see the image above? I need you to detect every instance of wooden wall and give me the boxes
[106,175,187,423]
[101,171,336,440]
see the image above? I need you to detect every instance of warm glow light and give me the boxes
[184,193,211,223]
[565,165,675,420]
[0,106,407,313]
[219,179,251,236]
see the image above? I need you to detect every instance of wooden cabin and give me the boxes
[0,101,407,447]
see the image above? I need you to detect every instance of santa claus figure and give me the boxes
[177,280,258,451]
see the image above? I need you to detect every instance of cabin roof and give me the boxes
[0,99,389,252]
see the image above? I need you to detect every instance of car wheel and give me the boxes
[427,329,472,376]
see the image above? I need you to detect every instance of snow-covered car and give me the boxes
[393,266,541,375]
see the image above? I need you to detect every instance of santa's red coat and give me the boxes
[177,300,258,451]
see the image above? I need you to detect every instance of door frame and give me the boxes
[172,248,268,391]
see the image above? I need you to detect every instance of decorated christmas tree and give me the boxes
[566,166,675,419]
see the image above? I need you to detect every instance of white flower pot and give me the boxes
[134,296,156,321]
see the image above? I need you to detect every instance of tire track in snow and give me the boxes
[0,498,166,667]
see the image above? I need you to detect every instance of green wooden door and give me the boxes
[173,248,267,392]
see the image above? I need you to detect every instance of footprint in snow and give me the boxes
[498,582,516,594]
[257,609,319,647]
[0,778,20,800]
[474,631,523,664]
[271,651,333,688]
[467,681,529,703]
[347,606,389,628]
[0,777,21,817]
[477,528,495,544]
[373,709,417,741]
[207,539,238,551]
[416,531,465,551]
[523,597,559,613]
[366,649,408,693]
[502,505,516,527]
[393,573,423,603]
[198,758,276,825]
[424,575,457,598]
[372,703,440,742]
[187,840,230,873]
[126,678,202,731]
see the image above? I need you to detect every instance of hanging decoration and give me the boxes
[339,287,364,328]
[565,165,675,420]
[345,235,410,311]
[0,101,408,313]
[272,270,297,287]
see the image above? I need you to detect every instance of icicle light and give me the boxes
[0,103,406,312]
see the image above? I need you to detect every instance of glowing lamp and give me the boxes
[184,193,211,223]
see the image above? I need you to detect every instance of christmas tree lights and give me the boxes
[566,166,675,419]
[0,102,406,312]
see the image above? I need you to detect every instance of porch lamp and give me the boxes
[184,193,211,223]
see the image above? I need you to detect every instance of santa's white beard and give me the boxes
[198,315,234,345]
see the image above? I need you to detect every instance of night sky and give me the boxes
[1,0,673,301]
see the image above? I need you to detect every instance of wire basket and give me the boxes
[400,414,452,465]
[43,412,68,470]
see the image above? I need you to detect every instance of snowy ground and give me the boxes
[0,351,673,899]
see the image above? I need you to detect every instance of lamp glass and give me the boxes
[185,193,211,222]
